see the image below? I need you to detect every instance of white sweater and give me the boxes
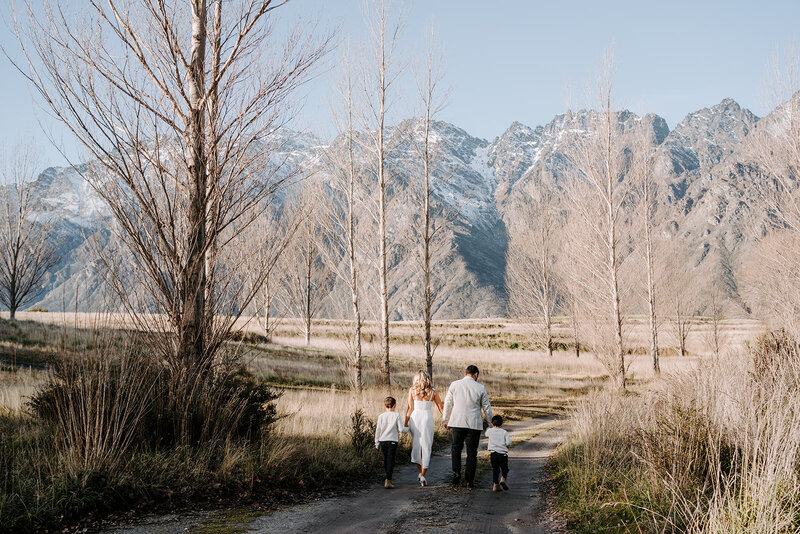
[486,427,512,455]
[374,411,408,447]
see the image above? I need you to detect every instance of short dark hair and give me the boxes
[491,415,503,427]
[384,396,396,408]
[466,365,479,376]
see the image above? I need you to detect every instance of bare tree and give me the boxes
[741,230,800,338]
[704,282,728,358]
[323,47,367,393]
[632,135,662,374]
[506,179,559,358]
[247,207,298,344]
[564,52,633,390]
[665,259,697,358]
[570,295,581,358]
[555,229,583,359]
[10,1,330,376]
[358,0,404,386]
[284,182,334,345]
[259,266,280,342]
[411,26,449,380]
[0,142,58,319]
[746,52,800,336]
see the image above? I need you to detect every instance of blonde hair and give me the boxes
[412,370,433,399]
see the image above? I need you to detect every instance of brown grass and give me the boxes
[554,338,800,532]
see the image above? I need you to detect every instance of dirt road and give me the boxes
[105,416,566,534]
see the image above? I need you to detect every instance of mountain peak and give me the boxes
[715,97,741,110]
[500,121,537,139]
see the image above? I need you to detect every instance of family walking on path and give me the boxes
[375,365,509,491]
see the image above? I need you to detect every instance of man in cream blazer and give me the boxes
[442,365,493,488]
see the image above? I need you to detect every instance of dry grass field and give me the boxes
[0,311,763,436]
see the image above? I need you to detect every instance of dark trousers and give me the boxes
[380,441,398,480]
[490,452,509,484]
[451,427,481,483]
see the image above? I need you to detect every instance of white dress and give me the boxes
[409,392,435,468]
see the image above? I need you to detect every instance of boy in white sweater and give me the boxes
[374,396,409,488]
[486,415,512,492]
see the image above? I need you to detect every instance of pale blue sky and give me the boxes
[1,0,798,166]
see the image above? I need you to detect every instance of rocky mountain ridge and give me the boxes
[24,97,764,318]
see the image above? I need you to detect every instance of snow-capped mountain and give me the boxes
[21,97,768,318]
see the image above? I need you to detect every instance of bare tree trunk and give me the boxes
[675,296,688,357]
[285,183,333,348]
[644,175,660,374]
[305,235,313,345]
[604,102,626,391]
[346,114,363,394]
[179,0,208,368]
[348,186,363,393]
[609,219,625,390]
[706,283,727,358]
[543,254,554,357]
[324,52,365,394]
[365,1,397,388]
[544,294,553,357]
[422,79,434,380]
[204,0,222,335]
[571,298,580,358]
[263,274,272,343]
[379,134,390,386]
[709,287,723,358]
[8,256,18,319]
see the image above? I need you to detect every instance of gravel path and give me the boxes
[103,417,566,534]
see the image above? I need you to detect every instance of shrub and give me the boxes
[348,408,376,453]
[29,352,157,475]
[752,329,800,381]
[33,360,280,454]
[224,330,271,345]
[141,367,280,449]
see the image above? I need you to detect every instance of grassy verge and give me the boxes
[551,332,800,533]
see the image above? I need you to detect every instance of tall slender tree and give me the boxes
[632,136,661,374]
[412,26,449,380]
[325,48,366,393]
[359,0,403,387]
[565,52,632,391]
[284,182,334,345]
[506,179,559,358]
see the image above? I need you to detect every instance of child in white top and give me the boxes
[374,396,408,488]
[486,415,512,491]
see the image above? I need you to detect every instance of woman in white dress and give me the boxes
[404,370,444,486]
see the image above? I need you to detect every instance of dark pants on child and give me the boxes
[490,451,509,484]
[380,441,398,480]
[451,427,481,483]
